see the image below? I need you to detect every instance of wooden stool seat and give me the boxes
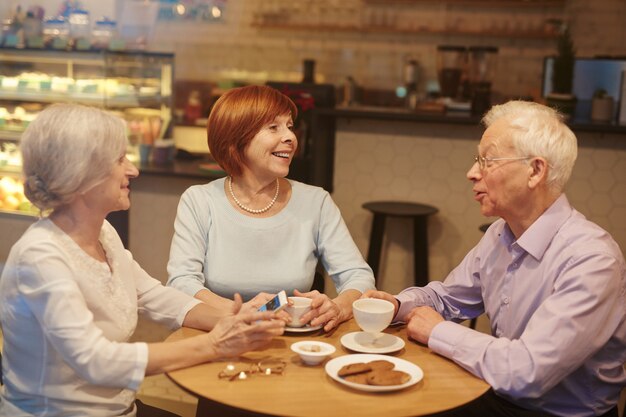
[362,201,438,288]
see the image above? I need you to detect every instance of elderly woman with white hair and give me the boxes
[363,101,626,417]
[0,103,285,417]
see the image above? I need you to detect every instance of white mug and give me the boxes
[352,298,394,334]
[285,296,312,328]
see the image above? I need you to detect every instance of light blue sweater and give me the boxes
[167,178,375,301]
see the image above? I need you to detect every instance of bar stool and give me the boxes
[362,201,438,287]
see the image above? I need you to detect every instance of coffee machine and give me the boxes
[468,46,498,116]
[436,45,467,99]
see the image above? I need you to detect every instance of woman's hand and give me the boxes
[243,292,290,323]
[206,294,285,358]
[294,289,347,332]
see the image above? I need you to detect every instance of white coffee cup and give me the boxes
[352,298,394,334]
[285,296,312,328]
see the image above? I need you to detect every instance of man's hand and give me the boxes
[405,306,444,345]
[360,290,400,316]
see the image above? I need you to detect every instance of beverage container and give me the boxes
[352,298,394,335]
[23,11,43,48]
[468,46,498,115]
[152,139,175,165]
[302,59,316,83]
[285,296,312,328]
[43,17,70,49]
[342,76,357,106]
[437,45,467,98]
[403,59,419,109]
[69,9,90,49]
[91,18,117,50]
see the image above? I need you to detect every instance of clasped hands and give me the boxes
[245,289,347,332]
[360,290,444,345]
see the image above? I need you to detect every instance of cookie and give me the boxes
[367,360,395,371]
[366,369,411,386]
[343,373,370,385]
[337,362,372,377]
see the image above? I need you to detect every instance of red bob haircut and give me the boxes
[207,85,298,177]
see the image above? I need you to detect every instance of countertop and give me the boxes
[137,158,226,180]
[319,105,626,134]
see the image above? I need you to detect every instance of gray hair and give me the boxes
[482,100,577,192]
[21,103,127,211]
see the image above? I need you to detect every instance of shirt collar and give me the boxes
[506,194,572,261]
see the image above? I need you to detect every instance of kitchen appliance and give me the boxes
[468,46,498,116]
[437,46,467,98]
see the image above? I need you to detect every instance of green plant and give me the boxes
[552,26,576,95]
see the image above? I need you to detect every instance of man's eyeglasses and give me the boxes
[473,155,531,170]
[218,359,287,381]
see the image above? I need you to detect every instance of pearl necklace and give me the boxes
[228,177,280,214]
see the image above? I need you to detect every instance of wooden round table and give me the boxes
[166,320,489,417]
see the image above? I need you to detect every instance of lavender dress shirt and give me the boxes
[396,194,626,417]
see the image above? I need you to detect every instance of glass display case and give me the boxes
[0,47,174,216]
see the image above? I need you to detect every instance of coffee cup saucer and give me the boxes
[284,323,324,333]
[340,331,405,354]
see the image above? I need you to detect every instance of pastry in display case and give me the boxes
[0,47,174,216]
[0,172,36,215]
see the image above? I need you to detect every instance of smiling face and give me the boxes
[466,118,533,222]
[242,114,297,181]
[83,153,139,215]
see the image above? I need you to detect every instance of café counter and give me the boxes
[318,105,626,134]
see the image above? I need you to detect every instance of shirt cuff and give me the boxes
[395,292,416,322]
[176,298,203,327]
[428,321,471,359]
[128,342,149,391]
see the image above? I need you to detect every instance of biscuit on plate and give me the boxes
[366,369,411,386]
[338,362,372,377]
[367,360,395,371]
[343,373,370,384]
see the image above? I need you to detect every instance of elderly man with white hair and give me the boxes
[363,100,626,417]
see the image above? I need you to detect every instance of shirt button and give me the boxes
[503,297,510,304]
[512,263,518,268]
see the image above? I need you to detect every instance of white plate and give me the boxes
[325,353,423,392]
[284,324,324,333]
[340,331,405,354]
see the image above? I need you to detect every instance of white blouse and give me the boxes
[0,219,200,416]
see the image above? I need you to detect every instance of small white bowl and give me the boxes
[291,341,336,365]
